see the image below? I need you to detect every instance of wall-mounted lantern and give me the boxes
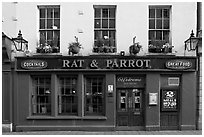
[12,30,28,51]
[184,30,202,51]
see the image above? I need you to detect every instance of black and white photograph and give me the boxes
[2,0,202,135]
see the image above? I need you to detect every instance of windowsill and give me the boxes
[89,53,117,56]
[27,115,107,120]
[33,53,62,56]
[145,52,175,56]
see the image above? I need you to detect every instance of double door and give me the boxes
[117,89,144,127]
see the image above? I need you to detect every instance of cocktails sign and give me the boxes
[21,60,48,69]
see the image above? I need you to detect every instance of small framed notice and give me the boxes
[149,93,158,105]
[108,85,114,97]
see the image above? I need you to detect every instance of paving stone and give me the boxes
[2,130,202,135]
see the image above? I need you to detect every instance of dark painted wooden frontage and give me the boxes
[12,55,197,131]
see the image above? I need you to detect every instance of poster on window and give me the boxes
[161,90,177,111]
[121,97,126,103]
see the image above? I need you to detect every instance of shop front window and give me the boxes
[85,77,104,115]
[32,76,51,115]
[58,77,78,115]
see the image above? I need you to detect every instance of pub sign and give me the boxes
[16,56,197,71]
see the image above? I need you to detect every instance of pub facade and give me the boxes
[2,2,201,132]
[13,55,197,131]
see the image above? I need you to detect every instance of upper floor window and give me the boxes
[37,5,60,53]
[148,6,172,53]
[93,5,117,53]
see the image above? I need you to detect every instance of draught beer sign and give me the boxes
[162,90,177,111]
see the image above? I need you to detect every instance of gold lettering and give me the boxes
[78,60,84,67]
[143,60,150,68]
[63,60,70,67]
[106,60,113,68]
[112,59,119,67]
[128,60,135,67]
[135,60,143,67]
[71,60,78,67]
[120,60,127,67]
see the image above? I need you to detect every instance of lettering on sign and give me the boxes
[63,60,84,68]
[117,77,145,88]
[106,59,150,68]
[21,60,47,69]
[62,59,151,69]
[117,77,142,82]
[166,60,192,70]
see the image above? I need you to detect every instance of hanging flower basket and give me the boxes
[68,36,82,55]
[129,36,142,55]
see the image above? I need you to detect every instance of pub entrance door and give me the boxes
[116,89,144,129]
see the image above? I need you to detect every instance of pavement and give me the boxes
[2,124,202,135]
[2,130,202,135]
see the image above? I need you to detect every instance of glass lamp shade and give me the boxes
[12,30,28,51]
[184,30,201,51]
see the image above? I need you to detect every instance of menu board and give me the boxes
[161,90,177,111]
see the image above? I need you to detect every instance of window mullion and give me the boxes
[154,9,156,31]
[161,9,164,40]
[100,8,102,38]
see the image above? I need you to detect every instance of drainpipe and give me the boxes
[196,2,202,37]
[196,2,202,130]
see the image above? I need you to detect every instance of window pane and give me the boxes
[109,19,115,28]
[149,9,155,18]
[149,19,155,29]
[163,9,169,18]
[94,31,101,39]
[40,31,46,44]
[156,31,162,40]
[94,19,101,28]
[54,8,60,18]
[102,19,108,28]
[102,31,108,39]
[47,31,53,41]
[40,19,45,29]
[149,30,155,40]
[54,31,60,39]
[163,31,169,42]
[109,31,115,39]
[156,19,162,29]
[40,9,45,18]
[95,8,101,18]
[47,19,53,29]
[102,9,108,18]
[54,19,60,29]
[156,9,162,18]
[109,8,115,18]
[47,8,53,18]
[163,19,169,29]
